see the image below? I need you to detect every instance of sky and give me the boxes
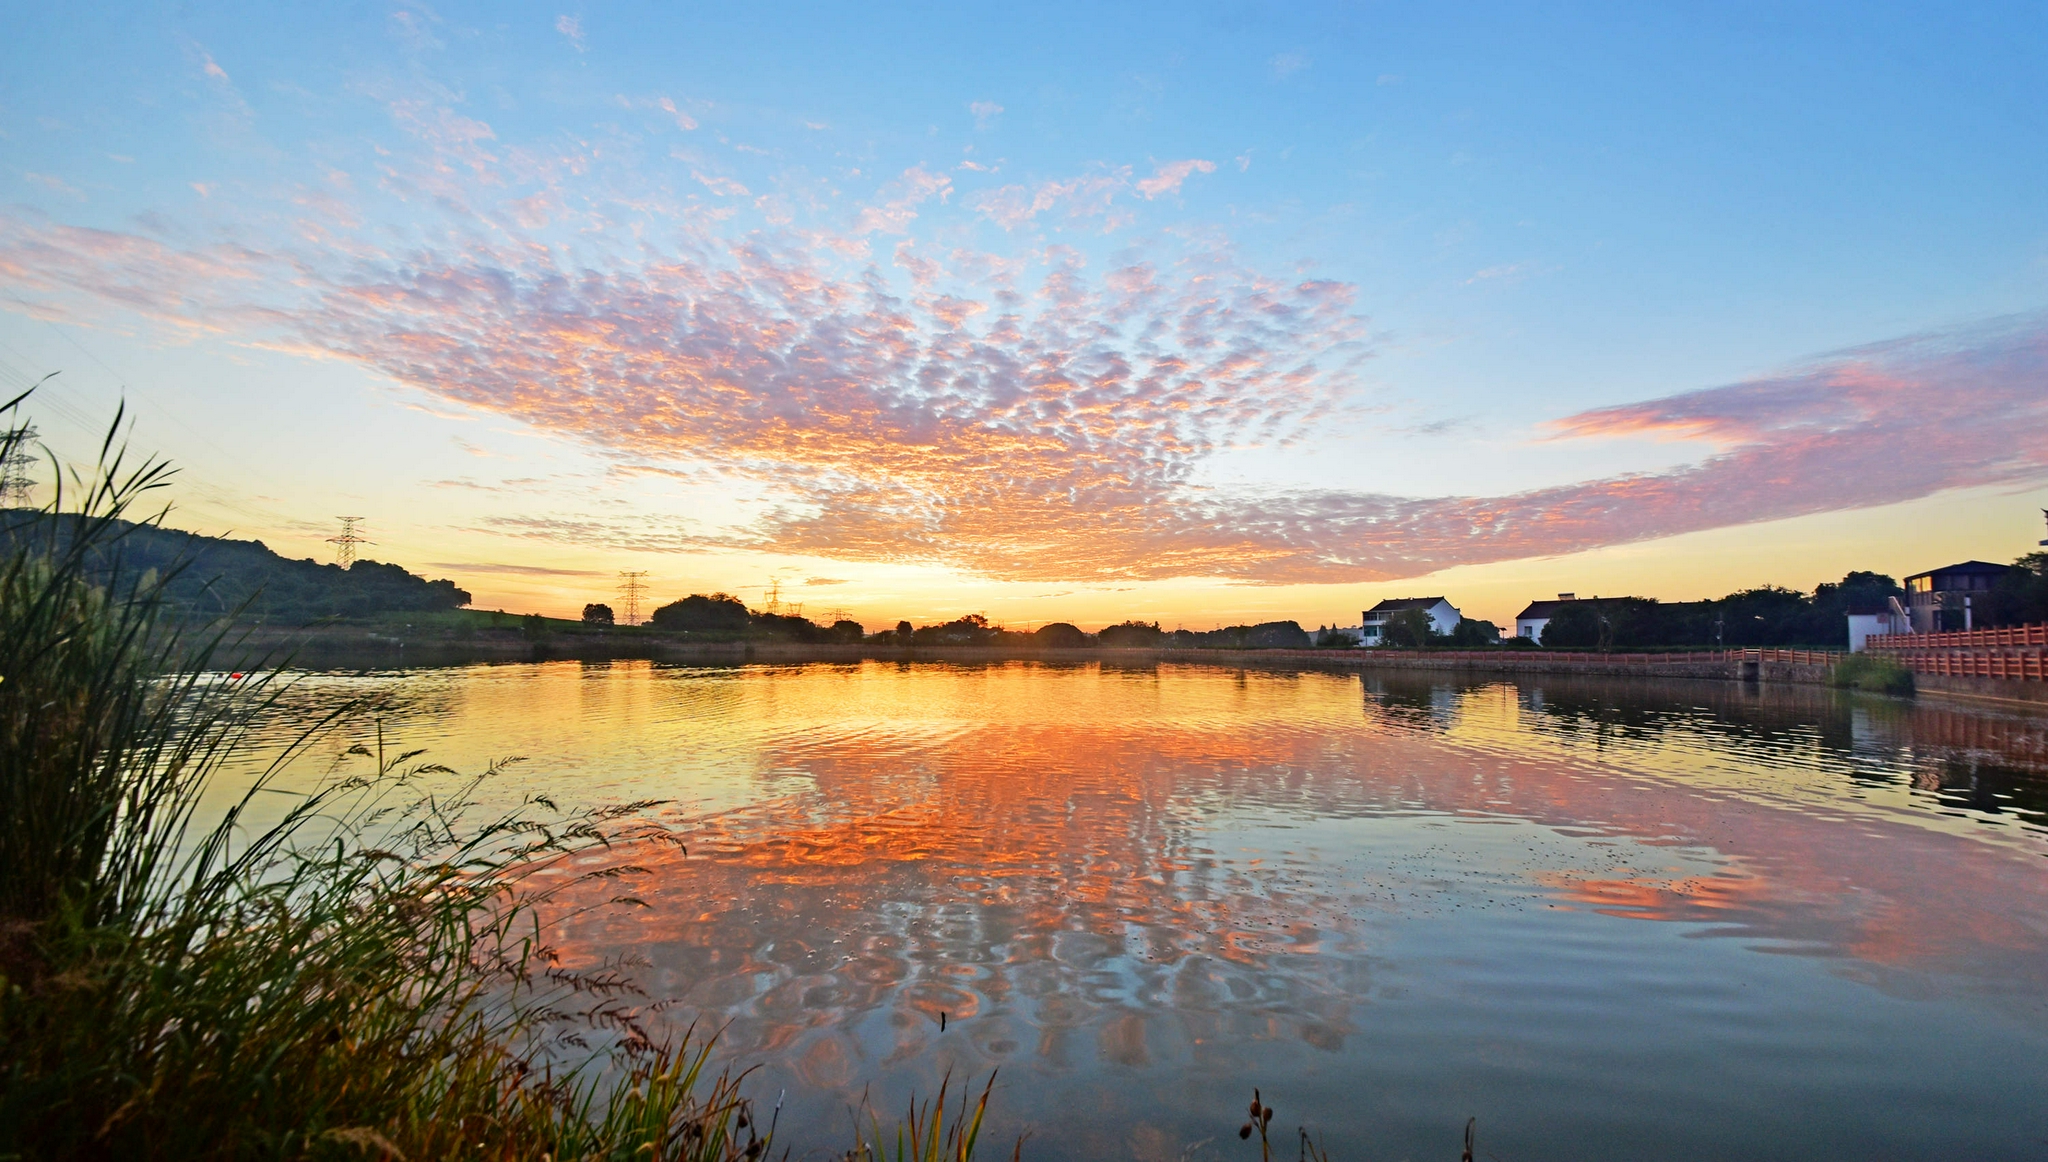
[2,1,2045,630]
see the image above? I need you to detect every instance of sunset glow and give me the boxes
[4,5,2045,626]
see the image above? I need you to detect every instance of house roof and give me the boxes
[1513,596,1644,620]
[1905,560,2010,583]
[1365,596,1449,613]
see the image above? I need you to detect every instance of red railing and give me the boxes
[1874,650,2048,681]
[1867,623,2048,650]
[1865,621,2048,681]
[1231,648,1841,667]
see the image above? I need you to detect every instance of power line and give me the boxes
[617,571,649,626]
[327,516,370,569]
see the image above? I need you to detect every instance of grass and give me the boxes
[1829,653,1916,695]
[0,396,852,1161]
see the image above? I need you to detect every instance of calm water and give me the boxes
[226,660,2048,1160]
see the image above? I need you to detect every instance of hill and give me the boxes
[0,514,471,623]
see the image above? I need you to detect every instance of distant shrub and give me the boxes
[581,602,614,625]
[1830,654,1915,695]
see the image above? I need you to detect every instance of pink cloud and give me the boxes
[853,165,951,235]
[1135,159,1216,200]
[3,107,2042,586]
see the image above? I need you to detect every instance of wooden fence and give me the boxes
[1865,621,2048,682]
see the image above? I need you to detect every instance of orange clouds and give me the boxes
[3,117,2045,585]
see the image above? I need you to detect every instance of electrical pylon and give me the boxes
[617,571,650,626]
[0,423,37,508]
[327,516,371,569]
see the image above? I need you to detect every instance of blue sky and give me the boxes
[3,2,2045,626]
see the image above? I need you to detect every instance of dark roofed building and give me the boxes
[1512,594,1645,642]
[1360,596,1461,644]
[1904,560,2009,632]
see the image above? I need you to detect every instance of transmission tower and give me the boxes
[0,423,37,509]
[763,578,783,616]
[326,516,371,569]
[617,571,650,626]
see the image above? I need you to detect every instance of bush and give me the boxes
[1830,654,1916,695]
[582,602,615,625]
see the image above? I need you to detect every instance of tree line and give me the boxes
[603,556,2048,651]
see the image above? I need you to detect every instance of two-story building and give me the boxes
[1361,596,1462,645]
[1904,561,2009,633]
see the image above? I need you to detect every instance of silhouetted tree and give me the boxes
[581,602,614,625]
[1981,552,2048,627]
[912,613,997,646]
[829,618,865,642]
[895,620,914,642]
[1244,621,1310,649]
[1540,604,1602,648]
[1033,622,1087,648]
[650,592,751,634]
[1097,620,1163,648]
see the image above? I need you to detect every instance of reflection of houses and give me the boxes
[1360,597,1461,644]
[1905,561,2009,633]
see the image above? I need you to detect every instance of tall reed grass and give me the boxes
[0,395,787,1160]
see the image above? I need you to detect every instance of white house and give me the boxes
[1846,597,1911,652]
[1361,597,1461,644]
[1513,594,1577,642]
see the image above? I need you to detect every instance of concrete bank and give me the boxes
[1913,673,2048,707]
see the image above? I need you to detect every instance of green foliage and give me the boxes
[1980,552,2048,627]
[1830,654,1916,695]
[847,1073,1006,1162]
[1381,608,1435,648]
[1449,618,1501,646]
[1097,620,1163,648]
[1540,603,1604,648]
[1528,572,1913,650]
[650,592,752,635]
[1176,621,1311,650]
[1033,622,1086,648]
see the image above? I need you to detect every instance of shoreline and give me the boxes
[224,626,2048,708]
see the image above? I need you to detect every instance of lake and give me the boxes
[224,659,2048,1160]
